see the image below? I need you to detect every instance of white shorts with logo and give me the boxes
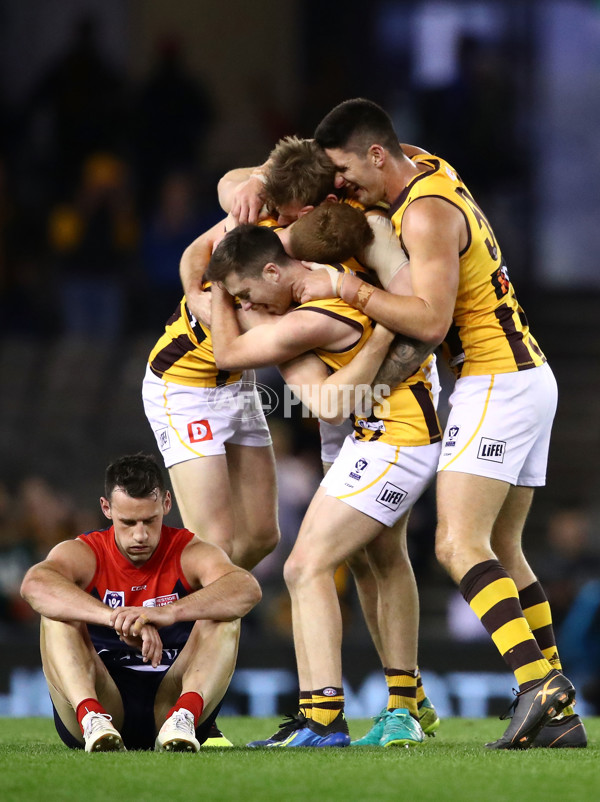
[142,365,272,468]
[319,355,441,467]
[438,362,557,486]
[321,435,441,527]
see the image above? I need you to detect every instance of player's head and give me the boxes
[288,202,374,263]
[264,136,338,225]
[101,454,172,565]
[205,224,296,314]
[314,98,403,205]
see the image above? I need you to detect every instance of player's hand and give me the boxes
[118,624,163,668]
[230,176,266,224]
[110,605,174,637]
[296,262,341,303]
[189,289,212,327]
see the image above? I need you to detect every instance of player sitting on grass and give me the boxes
[20,453,261,752]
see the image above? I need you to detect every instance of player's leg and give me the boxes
[246,486,328,748]
[436,469,574,747]
[225,442,280,570]
[153,619,240,751]
[41,617,125,751]
[168,455,236,554]
[279,494,384,747]
[491,488,586,747]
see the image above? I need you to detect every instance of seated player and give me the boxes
[20,454,261,752]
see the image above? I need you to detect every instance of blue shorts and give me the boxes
[53,658,221,751]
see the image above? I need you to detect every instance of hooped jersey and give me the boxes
[148,296,243,388]
[294,262,441,447]
[78,524,196,668]
[389,155,546,378]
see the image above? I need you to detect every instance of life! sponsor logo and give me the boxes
[188,419,213,443]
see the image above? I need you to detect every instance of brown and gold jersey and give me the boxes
[295,263,441,447]
[147,296,242,388]
[390,155,546,378]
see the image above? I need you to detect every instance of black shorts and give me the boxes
[53,662,221,751]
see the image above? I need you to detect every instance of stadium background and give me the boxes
[0,0,599,721]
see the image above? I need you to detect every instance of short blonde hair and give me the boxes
[264,136,337,210]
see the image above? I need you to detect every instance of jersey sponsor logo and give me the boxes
[188,419,213,442]
[376,482,407,511]
[477,437,506,462]
[157,427,171,451]
[143,593,179,607]
[131,585,147,591]
[103,590,125,608]
[349,457,369,481]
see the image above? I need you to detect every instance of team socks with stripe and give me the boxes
[459,559,553,691]
[385,667,419,717]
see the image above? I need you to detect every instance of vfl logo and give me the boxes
[349,457,369,481]
[478,437,506,463]
[445,425,460,448]
[376,482,407,511]
[157,428,170,451]
[188,419,213,443]
[103,590,125,608]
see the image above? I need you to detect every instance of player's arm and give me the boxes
[20,540,111,626]
[210,283,341,370]
[217,162,270,224]
[116,540,262,638]
[179,216,233,320]
[279,322,395,425]
[299,198,461,346]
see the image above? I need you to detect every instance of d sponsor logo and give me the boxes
[376,482,407,511]
[188,419,213,443]
[477,437,506,463]
[103,590,125,608]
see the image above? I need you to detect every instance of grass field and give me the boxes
[0,716,597,802]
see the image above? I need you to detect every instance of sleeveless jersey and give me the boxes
[148,296,242,388]
[78,524,195,668]
[390,155,546,378]
[294,262,441,447]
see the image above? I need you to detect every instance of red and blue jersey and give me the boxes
[78,524,196,669]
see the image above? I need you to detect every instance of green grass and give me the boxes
[0,717,597,802]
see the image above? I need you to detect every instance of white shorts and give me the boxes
[437,362,557,486]
[318,356,441,466]
[321,435,440,527]
[142,365,272,468]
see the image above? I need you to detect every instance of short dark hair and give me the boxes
[205,224,292,283]
[289,202,374,263]
[104,454,166,500]
[315,98,403,157]
[264,136,337,210]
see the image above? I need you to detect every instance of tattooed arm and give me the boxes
[373,333,434,390]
